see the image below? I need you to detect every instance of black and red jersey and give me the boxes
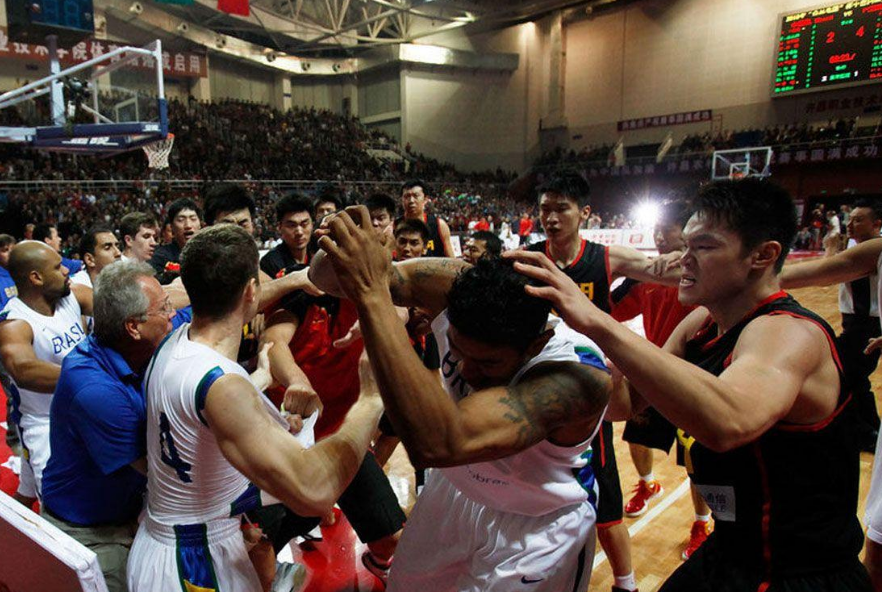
[528,239,612,313]
[683,291,863,579]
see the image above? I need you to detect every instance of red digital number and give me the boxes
[827,31,835,43]
[857,25,866,37]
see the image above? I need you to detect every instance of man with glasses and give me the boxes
[41,261,193,592]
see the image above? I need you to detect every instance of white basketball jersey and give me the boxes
[70,270,92,288]
[838,242,879,316]
[143,324,287,525]
[70,271,94,333]
[432,311,607,516]
[0,294,84,423]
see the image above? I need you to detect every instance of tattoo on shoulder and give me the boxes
[498,362,609,448]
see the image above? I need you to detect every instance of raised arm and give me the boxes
[257,267,322,313]
[0,320,61,393]
[781,237,882,288]
[506,249,834,452]
[608,244,681,286]
[204,369,382,517]
[310,248,468,318]
[312,206,610,466]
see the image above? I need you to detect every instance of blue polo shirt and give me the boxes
[42,307,192,525]
[0,266,16,309]
[62,257,83,276]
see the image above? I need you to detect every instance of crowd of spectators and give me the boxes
[536,117,882,169]
[0,96,517,185]
[0,95,525,251]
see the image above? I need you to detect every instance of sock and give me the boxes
[614,571,637,591]
[366,551,392,569]
[639,472,655,483]
[695,512,711,523]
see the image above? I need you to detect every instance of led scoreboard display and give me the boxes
[774,1,882,96]
[5,0,95,45]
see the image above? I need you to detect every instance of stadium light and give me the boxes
[632,201,660,229]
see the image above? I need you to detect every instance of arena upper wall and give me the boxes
[0,0,879,174]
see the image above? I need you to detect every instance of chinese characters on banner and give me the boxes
[617,110,713,132]
[583,139,881,178]
[0,28,207,78]
[804,93,882,114]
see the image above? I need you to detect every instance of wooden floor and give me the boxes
[380,280,881,592]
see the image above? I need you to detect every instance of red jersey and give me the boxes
[610,279,694,346]
[268,298,362,439]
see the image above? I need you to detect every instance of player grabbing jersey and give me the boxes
[311,209,611,592]
[127,225,384,592]
[511,179,871,592]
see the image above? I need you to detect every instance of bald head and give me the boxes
[8,241,70,303]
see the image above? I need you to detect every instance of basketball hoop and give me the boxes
[142,133,174,169]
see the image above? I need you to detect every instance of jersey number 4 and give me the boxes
[159,412,193,483]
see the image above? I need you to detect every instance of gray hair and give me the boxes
[93,261,155,346]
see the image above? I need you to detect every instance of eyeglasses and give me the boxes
[145,299,175,318]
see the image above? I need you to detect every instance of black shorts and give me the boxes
[660,534,872,592]
[337,451,406,544]
[245,505,320,554]
[622,406,678,453]
[591,420,624,527]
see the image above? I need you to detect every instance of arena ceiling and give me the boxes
[134,0,631,57]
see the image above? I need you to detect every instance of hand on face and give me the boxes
[317,206,393,303]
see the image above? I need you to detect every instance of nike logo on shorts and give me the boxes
[521,576,543,584]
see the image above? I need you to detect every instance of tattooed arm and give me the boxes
[309,249,467,318]
[387,257,469,318]
[356,265,610,469]
[383,357,610,469]
[312,207,609,467]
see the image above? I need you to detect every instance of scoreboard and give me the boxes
[773,1,882,96]
[5,0,95,46]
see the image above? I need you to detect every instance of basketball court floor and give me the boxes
[0,275,876,592]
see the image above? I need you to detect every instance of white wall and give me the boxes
[402,21,550,173]
[290,76,356,114]
[210,55,275,104]
[564,0,878,147]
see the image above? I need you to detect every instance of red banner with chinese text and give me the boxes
[0,28,207,79]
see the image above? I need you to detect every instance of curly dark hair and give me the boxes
[447,258,552,352]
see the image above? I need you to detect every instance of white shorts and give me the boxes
[18,418,50,499]
[127,516,260,592]
[388,470,596,592]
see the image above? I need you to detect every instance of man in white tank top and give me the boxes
[127,225,384,592]
[311,207,611,592]
[0,242,93,505]
[780,229,882,588]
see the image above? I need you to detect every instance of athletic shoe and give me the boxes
[361,551,392,589]
[682,520,710,560]
[623,479,663,517]
[271,561,308,592]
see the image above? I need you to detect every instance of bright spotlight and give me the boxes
[632,201,660,229]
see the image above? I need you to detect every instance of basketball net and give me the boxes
[143,133,175,170]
